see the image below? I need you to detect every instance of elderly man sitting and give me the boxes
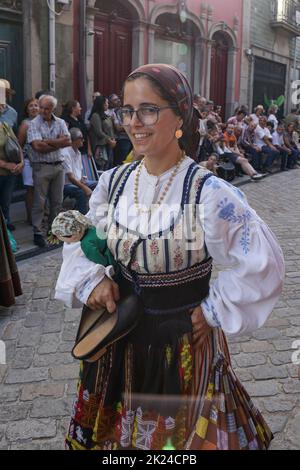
[62,128,97,215]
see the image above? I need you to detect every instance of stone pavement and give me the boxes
[0,170,300,450]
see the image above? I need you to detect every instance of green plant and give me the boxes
[264,94,285,108]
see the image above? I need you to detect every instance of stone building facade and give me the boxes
[241,0,300,116]
[0,0,244,119]
[0,0,74,114]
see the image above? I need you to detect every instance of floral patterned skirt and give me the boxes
[65,311,273,450]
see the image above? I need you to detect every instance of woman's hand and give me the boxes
[108,139,117,149]
[86,276,120,313]
[4,162,17,172]
[190,305,213,349]
[11,162,24,175]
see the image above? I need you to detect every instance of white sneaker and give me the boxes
[251,173,263,180]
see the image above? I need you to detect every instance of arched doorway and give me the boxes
[153,13,199,88]
[210,32,230,119]
[94,0,133,96]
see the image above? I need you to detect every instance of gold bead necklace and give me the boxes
[134,153,186,214]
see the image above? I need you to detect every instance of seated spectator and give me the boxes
[224,124,245,157]
[254,116,280,173]
[283,123,300,169]
[241,120,263,171]
[272,122,291,171]
[62,128,97,215]
[222,124,264,180]
[227,109,247,128]
[200,125,263,180]
[267,105,279,130]
[267,121,275,134]
[239,104,249,115]
[292,127,300,151]
[250,105,265,126]
[213,105,222,123]
[284,108,300,132]
[198,127,219,161]
[199,153,219,176]
[234,125,245,146]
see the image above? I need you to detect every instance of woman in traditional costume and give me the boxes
[55,64,285,450]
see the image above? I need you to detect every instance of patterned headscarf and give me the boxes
[126,64,200,158]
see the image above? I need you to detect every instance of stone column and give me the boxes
[86,7,97,107]
[23,1,43,97]
[194,37,204,94]
[148,25,157,64]
[205,40,213,99]
[132,22,146,68]
[240,0,252,106]
[226,47,238,118]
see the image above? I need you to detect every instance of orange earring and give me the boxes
[175,129,183,139]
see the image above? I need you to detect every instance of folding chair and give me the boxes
[81,154,102,181]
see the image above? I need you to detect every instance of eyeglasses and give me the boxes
[117,105,178,126]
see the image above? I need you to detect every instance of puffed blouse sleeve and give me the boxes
[199,176,285,336]
[54,169,116,308]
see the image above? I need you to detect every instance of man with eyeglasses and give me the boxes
[62,128,97,215]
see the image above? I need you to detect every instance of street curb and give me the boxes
[15,243,62,263]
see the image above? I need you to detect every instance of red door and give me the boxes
[94,15,132,97]
[210,33,229,120]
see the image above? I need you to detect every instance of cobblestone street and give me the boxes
[0,170,300,450]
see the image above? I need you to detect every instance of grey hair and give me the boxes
[69,127,83,141]
[39,94,58,109]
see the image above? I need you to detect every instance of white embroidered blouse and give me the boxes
[55,157,285,336]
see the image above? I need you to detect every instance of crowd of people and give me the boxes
[0,77,300,250]
[194,95,300,180]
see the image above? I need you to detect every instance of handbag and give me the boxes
[2,123,22,164]
[216,160,235,182]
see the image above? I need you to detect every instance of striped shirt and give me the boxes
[27,114,70,163]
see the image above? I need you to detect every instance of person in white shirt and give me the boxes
[62,128,97,214]
[267,105,279,130]
[250,105,265,125]
[254,116,280,172]
[272,122,291,171]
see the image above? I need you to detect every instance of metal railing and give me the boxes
[271,0,300,30]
